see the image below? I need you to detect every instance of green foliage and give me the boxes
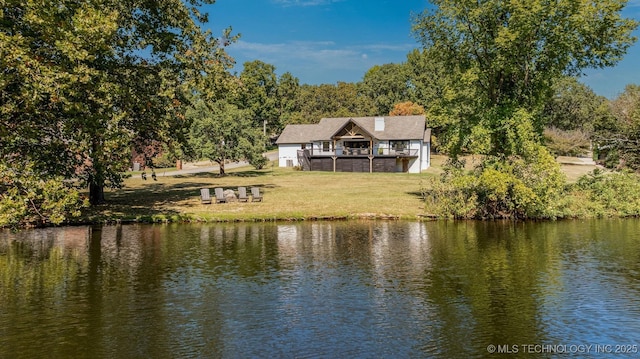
[237,60,280,131]
[275,72,301,129]
[423,172,478,219]
[247,153,268,170]
[593,84,640,171]
[405,49,449,108]
[286,82,369,124]
[424,145,566,219]
[0,0,235,206]
[571,169,640,217]
[542,77,607,132]
[412,0,638,157]
[152,150,179,169]
[187,100,265,175]
[0,161,88,228]
[360,63,413,116]
[543,127,591,157]
[406,48,469,153]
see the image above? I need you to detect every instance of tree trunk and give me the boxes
[89,139,107,205]
[89,181,105,205]
[218,160,225,176]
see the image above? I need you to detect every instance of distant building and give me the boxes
[276,116,431,173]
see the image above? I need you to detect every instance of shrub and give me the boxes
[248,154,268,170]
[0,161,88,228]
[423,175,478,219]
[572,169,640,217]
[423,145,566,219]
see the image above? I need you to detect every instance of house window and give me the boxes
[322,141,331,152]
[390,141,409,151]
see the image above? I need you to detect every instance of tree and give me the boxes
[405,49,448,107]
[359,63,412,116]
[188,101,265,175]
[275,72,300,131]
[0,0,234,207]
[542,77,607,132]
[237,60,279,134]
[594,84,640,170]
[412,0,638,157]
[540,77,609,156]
[288,83,366,123]
[389,101,425,116]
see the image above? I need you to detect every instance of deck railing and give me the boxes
[308,148,419,157]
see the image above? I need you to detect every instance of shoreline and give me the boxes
[4,155,627,230]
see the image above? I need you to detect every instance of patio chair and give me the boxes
[214,187,227,203]
[200,188,212,204]
[251,187,263,202]
[238,187,249,202]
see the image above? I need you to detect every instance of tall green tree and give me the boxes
[412,0,638,157]
[237,60,279,134]
[542,77,607,132]
[359,63,412,116]
[275,71,300,130]
[188,100,265,175]
[288,82,366,123]
[0,0,234,207]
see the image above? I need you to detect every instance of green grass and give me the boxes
[82,155,600,224]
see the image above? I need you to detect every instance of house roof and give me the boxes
[276,116,429,144]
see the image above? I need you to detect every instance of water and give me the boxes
[1,220,640,358]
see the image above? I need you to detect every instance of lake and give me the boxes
[1,220,640,358]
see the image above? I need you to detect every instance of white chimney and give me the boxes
[374,117,385,131]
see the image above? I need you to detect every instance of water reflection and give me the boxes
[1,220,640,358]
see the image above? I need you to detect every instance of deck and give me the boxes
[298,149,419,172]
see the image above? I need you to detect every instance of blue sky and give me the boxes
[203,0,640,99]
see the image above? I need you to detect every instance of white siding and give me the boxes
[408,140,422,173]
[278,144,302,167]
[421,141,431,171]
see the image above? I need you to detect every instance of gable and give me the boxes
[332,120,374,140]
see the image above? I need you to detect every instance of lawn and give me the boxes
[84,155,599,224]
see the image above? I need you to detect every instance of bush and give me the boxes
[0,161,88,228]
[250,155,268,170]
[423,145,566,219]
[423,174,478,219]
[571,169,640,217]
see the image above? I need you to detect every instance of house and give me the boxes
[276,116,431,173]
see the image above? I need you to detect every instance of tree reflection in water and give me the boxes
[1,220,640,358]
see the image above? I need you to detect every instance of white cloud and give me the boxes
[231,40,413,63]
[227,39,415,83]
[360,43,417,52]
